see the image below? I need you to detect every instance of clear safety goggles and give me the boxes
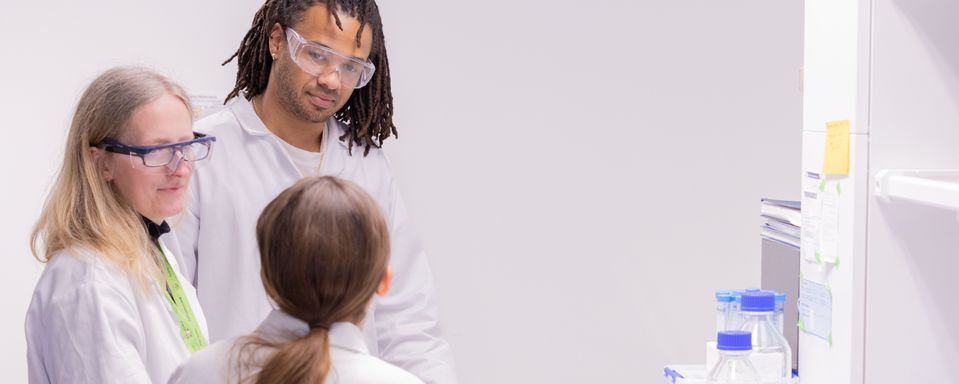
[285,27,376,89]
[97,133,216,171]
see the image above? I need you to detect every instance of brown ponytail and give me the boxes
[254,329,331,383]
[232,176,390,383]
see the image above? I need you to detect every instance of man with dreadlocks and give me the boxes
[163,1,457,383]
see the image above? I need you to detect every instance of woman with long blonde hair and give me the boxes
[170,176,422,383]
[26,66,215,383]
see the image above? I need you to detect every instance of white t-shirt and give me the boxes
[169,309,424,384]
[25,245,208,384]
[272,131,324,177]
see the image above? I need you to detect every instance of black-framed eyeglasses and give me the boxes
[96,133,216,168]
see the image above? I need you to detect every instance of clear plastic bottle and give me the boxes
[728,288,759,331]
[774,292,786,335]
[707,331,762,384]
[739,290,792,383]
[716,290,735,333]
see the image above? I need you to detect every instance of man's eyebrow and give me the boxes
[309,39,367,61]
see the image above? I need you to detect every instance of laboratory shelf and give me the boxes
[875,170,959,210]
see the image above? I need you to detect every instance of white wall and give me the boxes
[0,1,802,383]
[380,1,801,382]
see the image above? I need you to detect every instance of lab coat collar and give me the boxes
[229,93,349,149]
[255,310,370,355]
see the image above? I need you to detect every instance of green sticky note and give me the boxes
[815,251,822,265]
[799,272,805,286]
[819,179,827,192]
[828,333,833,348]
[798,319,805,332]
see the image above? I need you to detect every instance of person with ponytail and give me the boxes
[25,66,215,383]
[164,2,457,382]
[170,176,422,384]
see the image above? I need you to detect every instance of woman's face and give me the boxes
[101,93,194,223]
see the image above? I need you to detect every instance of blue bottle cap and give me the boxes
[775,292,786,302]
[717,331,753,351]
[732,288,759,304]
[715,290,735,303]
[740,290,776,312]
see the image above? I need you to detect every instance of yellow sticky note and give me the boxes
[823,120,850,175]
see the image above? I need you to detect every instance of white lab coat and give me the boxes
[168,309,425,384]
[163,96,457,384]
[25,244,208,384]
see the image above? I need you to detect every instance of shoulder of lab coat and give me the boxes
[25,248,152,384]
[324,124,458,384]
[309,119,459,384]
[326,321,426,384]
[166,336,234,384]
[170,311,425,384]
[162,104,237,285]
[368,162,459,384]
[166,96,457,384]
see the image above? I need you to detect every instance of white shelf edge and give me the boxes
[875,169,959,210]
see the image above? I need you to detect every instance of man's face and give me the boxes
[269,6,374,124]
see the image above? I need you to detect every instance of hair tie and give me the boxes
[309,322,331,331]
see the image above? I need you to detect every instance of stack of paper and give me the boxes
[761,198,800,249]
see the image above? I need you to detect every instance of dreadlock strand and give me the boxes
[356,2,373,48]
[327,1,343,31]
[225,2,276,103]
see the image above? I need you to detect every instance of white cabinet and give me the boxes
[803,0,959,383]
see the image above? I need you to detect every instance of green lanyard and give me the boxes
[155,242,207,353]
